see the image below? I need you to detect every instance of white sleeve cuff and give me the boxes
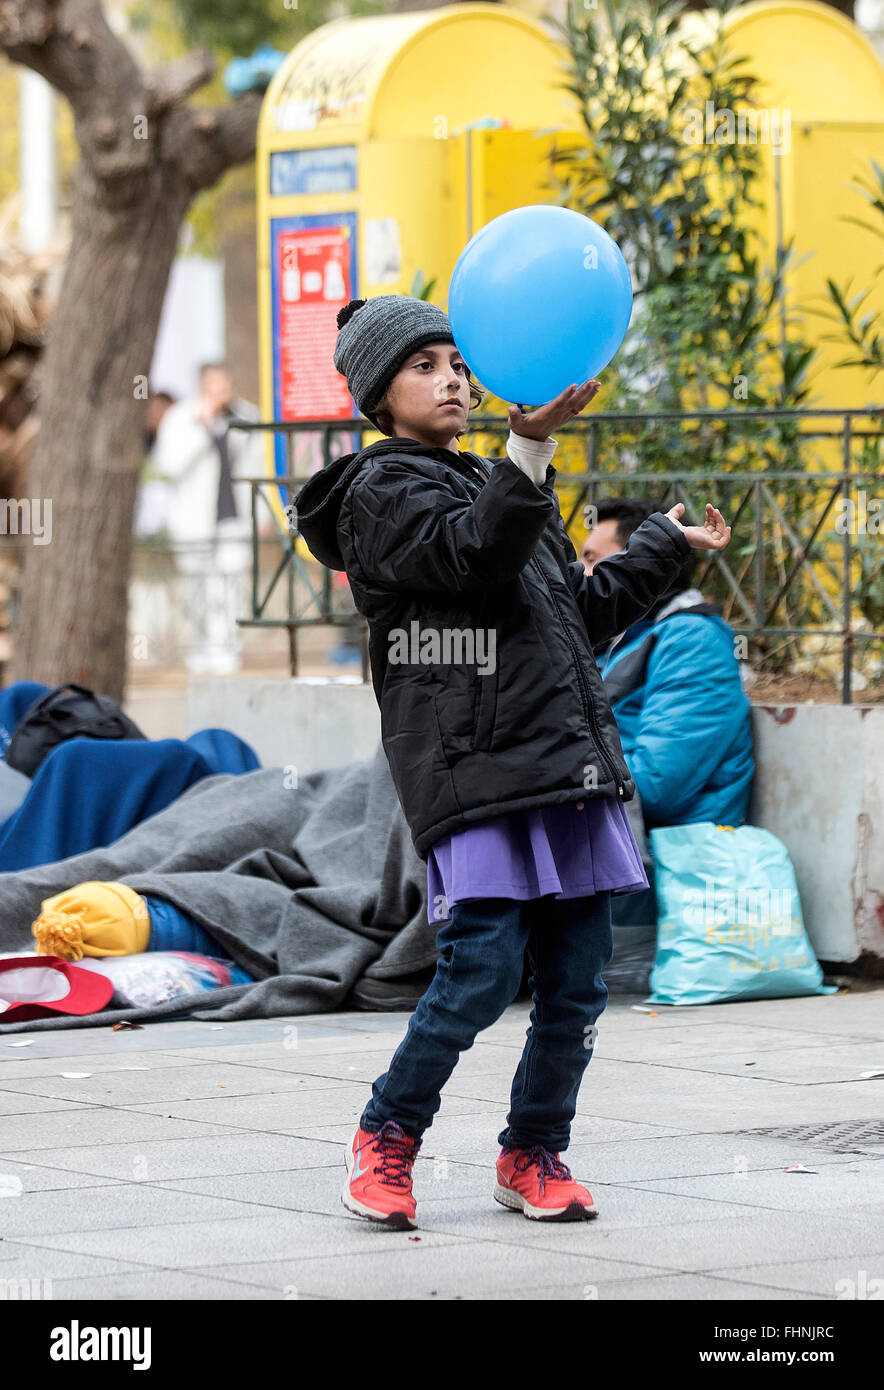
[504,431,558,486]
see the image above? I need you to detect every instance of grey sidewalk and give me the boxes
[0,985,882,1301]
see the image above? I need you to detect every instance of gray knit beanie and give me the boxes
[333,295,455,429]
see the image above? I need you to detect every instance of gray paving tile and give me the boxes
[594,1024,877,1062]
[185,1242,656,1299]
[0,1158,120,1194]
[435,1069,540,1106]
[554,1065,884,1129]
[550,1133,863,1184]
[151,1166,351,1215]
[275,1042,527,1086]
[277,1109,682,1155]
[310,1013,415,1034]
[442,1041,526,1069]
[702,994,884,1037]
[0,1051,218,1080]
[0,1022,249,1056]
[497,1274,821,1300]
[0,1179,286,1238]
[437,1071,689,1134]
[431,1285,586,1300]
[44,1268,286,1300]
[156,1035,410,1067]
[620,992,880,1034]
[0,990,878,1299]
[224,1052,403,1085]
[23,1211,465,1270]
[631,1160,884,1214]
[275,1109,506,1151]
[650,1045,884,1085]
[125,1085,493,1132]
[417,1185,770,1231]
[701,1253,884,1299]
[590,1007,738,1031]
[165,1018,343,1045]
[156,1155,789,1229]
[3,1130,343,1182]
[0,1016,355,1060]
[0,1242,149,1282]
[256,1009,407,1029]
[487,1004,722,1037]
[508,1211,883,1274]
[0,1107,236,1153]
[0,1091,88,1117]
[569,1056,806,1099]
[1,1065,353,1108]
[152,1156,495,1211]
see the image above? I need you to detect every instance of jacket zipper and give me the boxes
[469,590,492,750]
[529,554,625,796]
[465,461,620,788]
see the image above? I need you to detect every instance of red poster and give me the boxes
[276,225,353,420]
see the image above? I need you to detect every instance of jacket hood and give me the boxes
[293,438,483,571]
[653,587,711,621]
[593,587,721,665]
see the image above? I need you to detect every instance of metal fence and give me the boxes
[0,534,288,678]
[231,407,884,701]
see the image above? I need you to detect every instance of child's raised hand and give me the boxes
[508,379,601,442]
[665,502,731,551]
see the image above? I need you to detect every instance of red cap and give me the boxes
[0,955,114,1023]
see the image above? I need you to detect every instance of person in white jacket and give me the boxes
[151,364,265,675]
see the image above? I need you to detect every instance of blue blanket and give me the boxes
[0,682,259,871]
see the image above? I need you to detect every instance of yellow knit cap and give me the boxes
[32,881,151,960]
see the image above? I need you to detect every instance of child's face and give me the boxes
[380,342,470,452]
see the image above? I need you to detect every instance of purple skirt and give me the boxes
[426,796,649,925]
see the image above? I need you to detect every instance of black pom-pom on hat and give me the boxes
[336,299,367,330]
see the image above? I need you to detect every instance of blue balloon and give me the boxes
[448,204,633,406]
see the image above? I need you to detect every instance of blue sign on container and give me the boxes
[270,146,359,196]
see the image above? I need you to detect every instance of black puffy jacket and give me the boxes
[294,437,693,862]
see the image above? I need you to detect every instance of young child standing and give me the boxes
[295,295,731,1230]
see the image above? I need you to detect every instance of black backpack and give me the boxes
[5,683,147,778]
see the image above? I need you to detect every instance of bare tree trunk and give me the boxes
[0,0,261,703]
[13,169,189,699]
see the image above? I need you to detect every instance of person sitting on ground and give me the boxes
[580,496,754,986]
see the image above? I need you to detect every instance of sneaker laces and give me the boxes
[511,1145,572,1195]
[365,1121,421,1189]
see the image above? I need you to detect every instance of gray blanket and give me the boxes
[0,742,437,1032]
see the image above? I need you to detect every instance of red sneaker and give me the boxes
[494,1144,598,1221]
[342,1120,421,1229]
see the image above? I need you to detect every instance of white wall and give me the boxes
[150,254,225,400]
[187,677,381,775]
[750,704,884,966]
[187,680,884,969]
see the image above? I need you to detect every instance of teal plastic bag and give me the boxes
[647,822,837,1005]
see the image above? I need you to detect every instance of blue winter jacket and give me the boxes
[597,590,754,829]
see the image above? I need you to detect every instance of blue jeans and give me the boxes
[360,891,614,1153]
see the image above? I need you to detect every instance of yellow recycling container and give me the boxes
[255,1,583,532]
[257,0,884,543]
[678,0,884,409]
